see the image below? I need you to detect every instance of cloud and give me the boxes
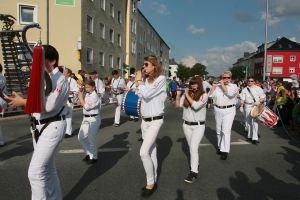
[262,0,300,18]
[260,12,283,27]
[180,41,257,76]
[150,2,170,16]
[234,13,259,23]
[187,25,206,34]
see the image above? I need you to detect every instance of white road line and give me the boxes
[59,148,131,154]
[200,139,250,146]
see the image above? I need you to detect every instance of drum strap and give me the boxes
[247,87,256,103]
[129,82,135,89]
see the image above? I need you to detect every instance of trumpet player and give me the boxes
[240,77,265,144]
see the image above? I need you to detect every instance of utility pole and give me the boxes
[263,0,268,80]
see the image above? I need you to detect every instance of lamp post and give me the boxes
[263,0,269,80]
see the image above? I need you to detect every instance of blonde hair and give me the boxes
[221,71,232,78]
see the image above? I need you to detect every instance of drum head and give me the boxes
[251,104,263,117]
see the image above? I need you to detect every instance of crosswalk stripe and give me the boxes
[59,148,131,154]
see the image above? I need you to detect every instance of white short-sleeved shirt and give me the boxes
[180,93,208,122]
[83,90,100,115]
[67,77,79,97]
[240,86,266,103]
[126,81,136,89]
[209,83,238,106]
[137,75,166,117]
[111,77,125,94]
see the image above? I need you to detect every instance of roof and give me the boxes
[268,37,300,51]
[169,58,178,65]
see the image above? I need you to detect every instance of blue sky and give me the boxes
[138,0,300,77]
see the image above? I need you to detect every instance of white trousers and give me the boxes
[78,115,101,159]
[28,120,66,200]
[114,94,124,124]
[140,118,163,185]
[65,98,74,135]
[214,107,236,153]
[0,125,4,145]
[244,105,258,140]
[183,123,205,173]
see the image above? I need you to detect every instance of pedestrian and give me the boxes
[135,55,166,197]
[76,70,84,88]
[63,68,79,138]
[110,70,125,127]
[6,45,70,199]
[291,98,300,134]
[275,80,287,127]
[179,79,189,96]
[209,71,238,160]
[77,79,101,165]
[169,76,179,103]
[175,76,207,183]
[240,77,266,144]
[124,74,139,122]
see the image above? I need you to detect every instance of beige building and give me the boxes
[0,0,169,78]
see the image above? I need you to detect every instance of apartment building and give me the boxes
[0,0,170,78]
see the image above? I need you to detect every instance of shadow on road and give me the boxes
[0,139,33,161]
[63,132,129,200]
[176,137,190,169]
[156,136,173,181]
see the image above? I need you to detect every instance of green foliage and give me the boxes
[229,65,245,80]
[176,64,191,80]
[190,63,208,77]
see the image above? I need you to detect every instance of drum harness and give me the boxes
[112,78,124,95]
[246,87,256,104]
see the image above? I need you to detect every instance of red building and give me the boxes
[254,37,300,80]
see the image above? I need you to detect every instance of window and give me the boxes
[144,32,146,41]
[272,67,282,74]
[109,29,114,43]
[117,34,121,46]
[289,67,295,73]
[117,10,121,23]
[290,56,296,62]
[117,57,121,69]
[109,55,113,68]
[131,19,136,34]
[273,56,283,63]
[100,23,105,38]
[87,48,93,64]
[278,44,282,48]
[288,44,292,48]
[99,52,104,66]
[18,4,37,24]
[87,15,93,33]
[132,1,136,12]
[110,3,114,17]
[131,39,136,54]
[100,0,105,10]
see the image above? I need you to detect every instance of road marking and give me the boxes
[200,139,250,146]
[59,148,131,154]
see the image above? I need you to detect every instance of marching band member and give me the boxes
[209,71,238,160]
[135,55,166,197]
[124,74,139,122]
[63,68,79,138]
[89,70,105,111]
[6,45,69,200]
[175,76,208,183]
[110,70,125,127]
[77,79,101,165]
[240,77,266,144]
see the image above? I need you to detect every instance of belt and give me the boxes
[214,104,235,109]
[184,121,205,125]
[245,102,254,105]
[84,114,98,117]
[113,92,124,95]
[35,115,66,125]
[142,115,163,122]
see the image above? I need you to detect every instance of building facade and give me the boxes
[0,0,170,78]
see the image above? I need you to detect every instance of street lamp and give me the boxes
[263,0,269,80]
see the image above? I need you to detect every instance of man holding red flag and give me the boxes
[6,45,69,200]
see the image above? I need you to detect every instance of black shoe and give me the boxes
[220,152,228,160]
[246,138,252,142]
[129,118,134,121]
[216,149,221,155]
[86,159,97,165]
[252,140,259,144]
[141,184,157,197]
[134,118,139,122]
[138,137,143,141]
[184,171,198,183]
[65,134,72,138]
[82,155,90,162]
[113,123,119,127]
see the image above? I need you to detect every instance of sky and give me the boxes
[138,0,300,77]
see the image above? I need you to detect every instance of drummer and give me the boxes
[240,76,266,144]
[124,74,139,122]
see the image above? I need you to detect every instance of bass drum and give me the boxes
[121,90,141,117]
[251,104,279,127]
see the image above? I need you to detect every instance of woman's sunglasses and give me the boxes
[222,77,231,80]
[143,63,149,67]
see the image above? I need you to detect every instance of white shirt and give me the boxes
[111,77,125,94]
[126,81,136,89]
[67,77,79,97]
[33,67,70,120]
[137,75,166,117]
[180,93,208,122]
[240,85,266,103]
[94,78,105,95]
[203,81,212,92]
[83,91,100,115]
[209,83,238,106]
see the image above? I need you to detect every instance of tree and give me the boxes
[229,65,245,80]
[176,64,191,80]
[190,63,209,77]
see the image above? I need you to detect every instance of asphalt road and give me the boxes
[0,101,300,200]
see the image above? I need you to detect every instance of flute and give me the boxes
[176,88,195,91]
